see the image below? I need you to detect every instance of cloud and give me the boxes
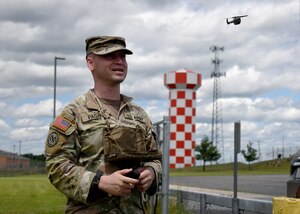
[14,99,61,118]
[0,0,298,161]
[0,118,9,129]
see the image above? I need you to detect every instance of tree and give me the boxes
[23,153,46,162]
[195,136,221,171]
[241,142,258,169]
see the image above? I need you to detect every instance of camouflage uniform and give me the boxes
[45,89,162,213]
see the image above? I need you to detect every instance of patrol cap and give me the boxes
[85,36,133,56]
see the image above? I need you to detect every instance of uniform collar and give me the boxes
[86,89,133,111]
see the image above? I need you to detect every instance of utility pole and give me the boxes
[282,136,285,158]
[18,141,22,167]
[258,140,261,162]
[19,141,21,155]
[210,45,225,162]
[13,144,16,159]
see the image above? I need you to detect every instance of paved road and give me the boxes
[170,174,289,196]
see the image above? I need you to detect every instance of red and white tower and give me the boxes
[164,68,202,168]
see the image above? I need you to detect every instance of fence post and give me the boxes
[232,198,239,214]
[200,193,206,214]
[149,194,156,214]
[233,121,241,214]
[161,116,170,214]
[177,190,183,208]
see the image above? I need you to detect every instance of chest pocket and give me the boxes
[78,111,107,149]
[102,125,161,165]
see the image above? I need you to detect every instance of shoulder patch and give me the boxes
[47,132,59,147]
[52,116,72,132]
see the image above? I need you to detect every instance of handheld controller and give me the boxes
[125,169,140,179]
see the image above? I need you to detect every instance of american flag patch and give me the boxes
[53,116,71,132]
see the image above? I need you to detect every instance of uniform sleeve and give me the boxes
[144,160,161,195]
[44,109,95,204]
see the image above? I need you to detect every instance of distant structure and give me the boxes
[164,68,202,168]
[0,149,30,168]
[210,45,225,162]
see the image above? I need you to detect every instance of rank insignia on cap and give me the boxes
[53,116,71,132]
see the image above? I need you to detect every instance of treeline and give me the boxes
[23,153,46,172]
[23,153,46,162]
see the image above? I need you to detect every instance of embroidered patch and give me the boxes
[48,132,59,147]
[53,116,71,132]
[134,115,145,123]
[81,112,102,122]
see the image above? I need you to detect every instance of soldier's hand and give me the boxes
[98,169,139,197]
[135,166,155,192]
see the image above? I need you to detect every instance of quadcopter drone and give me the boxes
[226,15,248,25]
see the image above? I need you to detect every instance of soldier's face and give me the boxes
[88,51,128,85]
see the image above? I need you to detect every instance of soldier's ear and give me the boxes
[86,54,94,71]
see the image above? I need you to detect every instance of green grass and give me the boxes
[0,158,290,213]
[0,174,66,214]
[0,174,188,214]
[152,197,192,214]
[170,158,290,176]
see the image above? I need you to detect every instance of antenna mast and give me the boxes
[210,45,225,162]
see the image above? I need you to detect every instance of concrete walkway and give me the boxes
[170,184,274,201]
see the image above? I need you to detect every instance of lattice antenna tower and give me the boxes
[210,45,225,162]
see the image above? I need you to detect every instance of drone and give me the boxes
[226,15,248,25]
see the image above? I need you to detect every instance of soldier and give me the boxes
[45,36,162,213]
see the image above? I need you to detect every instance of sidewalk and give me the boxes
[169,184,274,201]
[169,185,273,213]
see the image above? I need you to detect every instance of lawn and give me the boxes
[0,174,187,214]
[0,158,290,213]
[0,174,66,214]
[170,158,290,176]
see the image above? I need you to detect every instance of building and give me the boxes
[0,149,30,168]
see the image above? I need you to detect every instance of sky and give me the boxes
[0,0,299,163]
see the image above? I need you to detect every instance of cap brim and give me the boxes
[91,46,133,55]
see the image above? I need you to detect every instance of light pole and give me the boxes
[54,56,66,119]
[18,141,21,167]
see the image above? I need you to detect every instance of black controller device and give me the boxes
[125,169,140,179]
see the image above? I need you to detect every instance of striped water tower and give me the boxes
[164,68,202,168]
